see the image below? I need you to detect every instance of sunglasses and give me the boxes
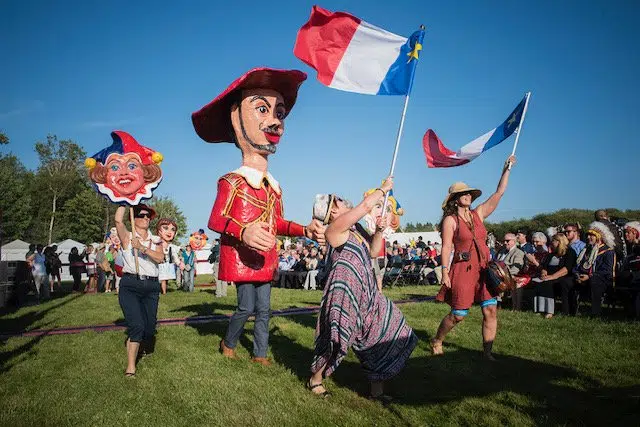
[135,213,152,219]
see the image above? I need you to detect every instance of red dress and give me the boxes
[436,210,493,309]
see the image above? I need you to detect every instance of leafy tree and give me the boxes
[34,135,86,244]
[0,154,33,242]
[148,196,188,242]
[0,132,9,145]
[402,221,435,232]
[57,187,105,244]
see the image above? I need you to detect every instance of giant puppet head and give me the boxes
[362,188,404,239]
[156,218,178,244]
[189,229,208,250]
[106,227,121,250]
[191,68,307,156]
[85,131,163,205]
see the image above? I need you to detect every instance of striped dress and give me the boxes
[311,230,418,381]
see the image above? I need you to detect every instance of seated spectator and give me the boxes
[573,222,616,317]
[495,233,525,276]
[516,230,535,254]
[535,233,577,319]
[511,232,549,310]
[416,236,427,250]
[564,223,586,256]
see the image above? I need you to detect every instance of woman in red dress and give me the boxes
[431,155,516,361]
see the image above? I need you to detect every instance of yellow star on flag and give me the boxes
[407,42,422,63]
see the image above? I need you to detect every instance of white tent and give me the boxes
[53,239,86,281]
[1,239,30,261]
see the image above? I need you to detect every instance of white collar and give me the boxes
[232,165,280,194]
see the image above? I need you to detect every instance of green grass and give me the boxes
[1,278,639,426]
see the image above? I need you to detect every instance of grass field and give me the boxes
[1,277,639,426]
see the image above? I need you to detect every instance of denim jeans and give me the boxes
[224,282,271,358]
[118,274,160,342]
[182,269,195,292]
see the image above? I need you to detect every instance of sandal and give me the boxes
[124,371,136,378]
[430,339,444,356]
[306,380,331,398]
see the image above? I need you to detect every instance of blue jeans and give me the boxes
[182,268,195,292]
[118,274,160,342]
[224,282,271,358]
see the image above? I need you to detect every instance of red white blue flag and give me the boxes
[423,95,527,168]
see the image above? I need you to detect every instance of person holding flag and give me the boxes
[431,155,517,361]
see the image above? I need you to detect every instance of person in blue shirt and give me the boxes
[564,223,586,256]
[516,230,535,254]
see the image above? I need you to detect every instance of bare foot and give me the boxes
[431,339,444,355]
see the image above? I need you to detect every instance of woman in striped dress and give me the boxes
[308,177,417,402]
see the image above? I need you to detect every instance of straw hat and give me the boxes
[442,182,482,209]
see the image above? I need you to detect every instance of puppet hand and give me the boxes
[242,222,276,252]
[306,219,326,246]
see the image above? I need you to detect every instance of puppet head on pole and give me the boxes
[362,188,404,238]
[156,218,178,244]
[105,227,121,250]
[85,131,163,205]
[189,229,208,250]
[191,67,306,158]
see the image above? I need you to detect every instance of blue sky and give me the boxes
[2,0,639,239]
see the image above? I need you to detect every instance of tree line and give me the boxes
[0,132,187,245]
[399,208,640,237]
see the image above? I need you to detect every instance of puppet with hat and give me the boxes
[192,67,325,365]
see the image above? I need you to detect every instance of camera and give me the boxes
[456,251,470,262]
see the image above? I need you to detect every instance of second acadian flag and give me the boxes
[294,5,425,96]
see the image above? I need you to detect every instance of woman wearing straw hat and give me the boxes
[431,155,516,361]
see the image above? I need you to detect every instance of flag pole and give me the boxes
[508,91,532,168]
[382,24,425,213]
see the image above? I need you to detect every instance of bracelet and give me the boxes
[375,188,385,196]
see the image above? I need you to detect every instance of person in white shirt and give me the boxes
[115,204,165,378]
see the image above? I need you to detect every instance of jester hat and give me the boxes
[84,131,163,169]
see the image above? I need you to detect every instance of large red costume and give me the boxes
[191,67,325,363]
[208,166,305,282]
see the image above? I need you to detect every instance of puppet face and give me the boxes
[189,232,207,250]
[158,224,177,243]
[364,199,400,237]
[231,88,286,156]
[104,153,146,198]
[108,227,121,249]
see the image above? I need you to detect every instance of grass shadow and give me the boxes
[0,293,83,337]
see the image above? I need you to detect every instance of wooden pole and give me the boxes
[129,207,140,275]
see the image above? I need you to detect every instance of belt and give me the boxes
[123,273,158,281]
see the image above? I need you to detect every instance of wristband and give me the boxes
[375,188,385,196]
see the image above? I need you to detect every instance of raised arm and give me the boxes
[115,206,131,249]
[326,177,393,248]
[476,155,516,221]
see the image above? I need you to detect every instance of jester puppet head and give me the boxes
[189,229,208,250]
[191,68,307,157]
[156,218,178,244]
[363,189,404,238]
[85,131,163,205]
[106,227,121,250]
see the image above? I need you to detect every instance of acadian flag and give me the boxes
[294,5,425,96]
[423,95,528,168]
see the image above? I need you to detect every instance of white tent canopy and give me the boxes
[1,239,31,261]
